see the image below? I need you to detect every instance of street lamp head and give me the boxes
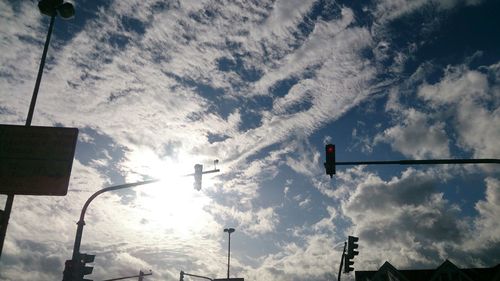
[57,2,75,19]
[38,0,59,16]
[38,0,75,19]
[224,228,235,234]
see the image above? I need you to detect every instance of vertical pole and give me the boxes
[26,14,56,126]
[227,232,231,280]
[338,242,346,281]
[0,196,14,257]
[0,13,56,260]
[71,221,85,260]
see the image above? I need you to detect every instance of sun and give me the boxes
[125,147,216,236]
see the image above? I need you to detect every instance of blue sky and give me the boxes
[1,0,499,280]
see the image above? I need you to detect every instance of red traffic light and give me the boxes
[324,144,336,177]
[327,145,335,153]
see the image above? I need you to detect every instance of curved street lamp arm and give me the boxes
[78,179,160,223]
[72,179,160,260]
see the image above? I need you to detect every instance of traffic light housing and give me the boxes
[344,257,355,273]
[344,236,359,273]
[194,164,203,191]
[324,144,336,177]
[78,253,95,281]
[139,270,145,281]
[62,259,75,281]
[180,270,185,281]
[347,235,359,257]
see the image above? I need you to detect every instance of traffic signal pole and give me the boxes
[102,270,153,281]
[325,143,499,178]
[336,158,500,166]
[337,242,346,281]
[180,271,214,281]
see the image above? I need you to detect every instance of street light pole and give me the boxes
[0,0,75,259]
[71,179,160,261]
[26,14,55,126]
[223,228,235,280]
[65,162,220,279]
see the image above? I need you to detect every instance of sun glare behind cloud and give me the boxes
[126,147,217,238]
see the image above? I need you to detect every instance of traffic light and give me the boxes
[344,256,355,273]
[139,270,145,281]
[344,236,359,273]
[324,144,336,177]
[347,236,359,257]
[78,253,95,281]
[62,259,75,281]
[180,270,185,281]
[194,164,203,191]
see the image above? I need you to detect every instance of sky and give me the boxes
[0,0,499,280]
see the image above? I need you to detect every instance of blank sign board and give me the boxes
[0,125,78,196]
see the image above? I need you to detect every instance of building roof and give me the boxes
[355,260,500,281]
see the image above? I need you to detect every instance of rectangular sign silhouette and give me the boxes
[0,125,78,195]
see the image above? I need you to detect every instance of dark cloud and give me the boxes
[345,170,437,213]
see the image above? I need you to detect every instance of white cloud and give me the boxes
[372,0,485,24]
[464,177,500,252]
[418,67,489,105]
[208,204,279,237]
[1,1,498,280]
[250,234,339,281]
[375,108,450,159]
[418,65,500,159]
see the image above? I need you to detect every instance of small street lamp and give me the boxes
[223,228,235,280]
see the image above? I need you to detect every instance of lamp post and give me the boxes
[66,162,220,280]
[223,228,235,280]
[28,0,75,126]
[70,179,160,262]
[0,0,75,259]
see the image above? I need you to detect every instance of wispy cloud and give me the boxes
[1,0,499,280]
